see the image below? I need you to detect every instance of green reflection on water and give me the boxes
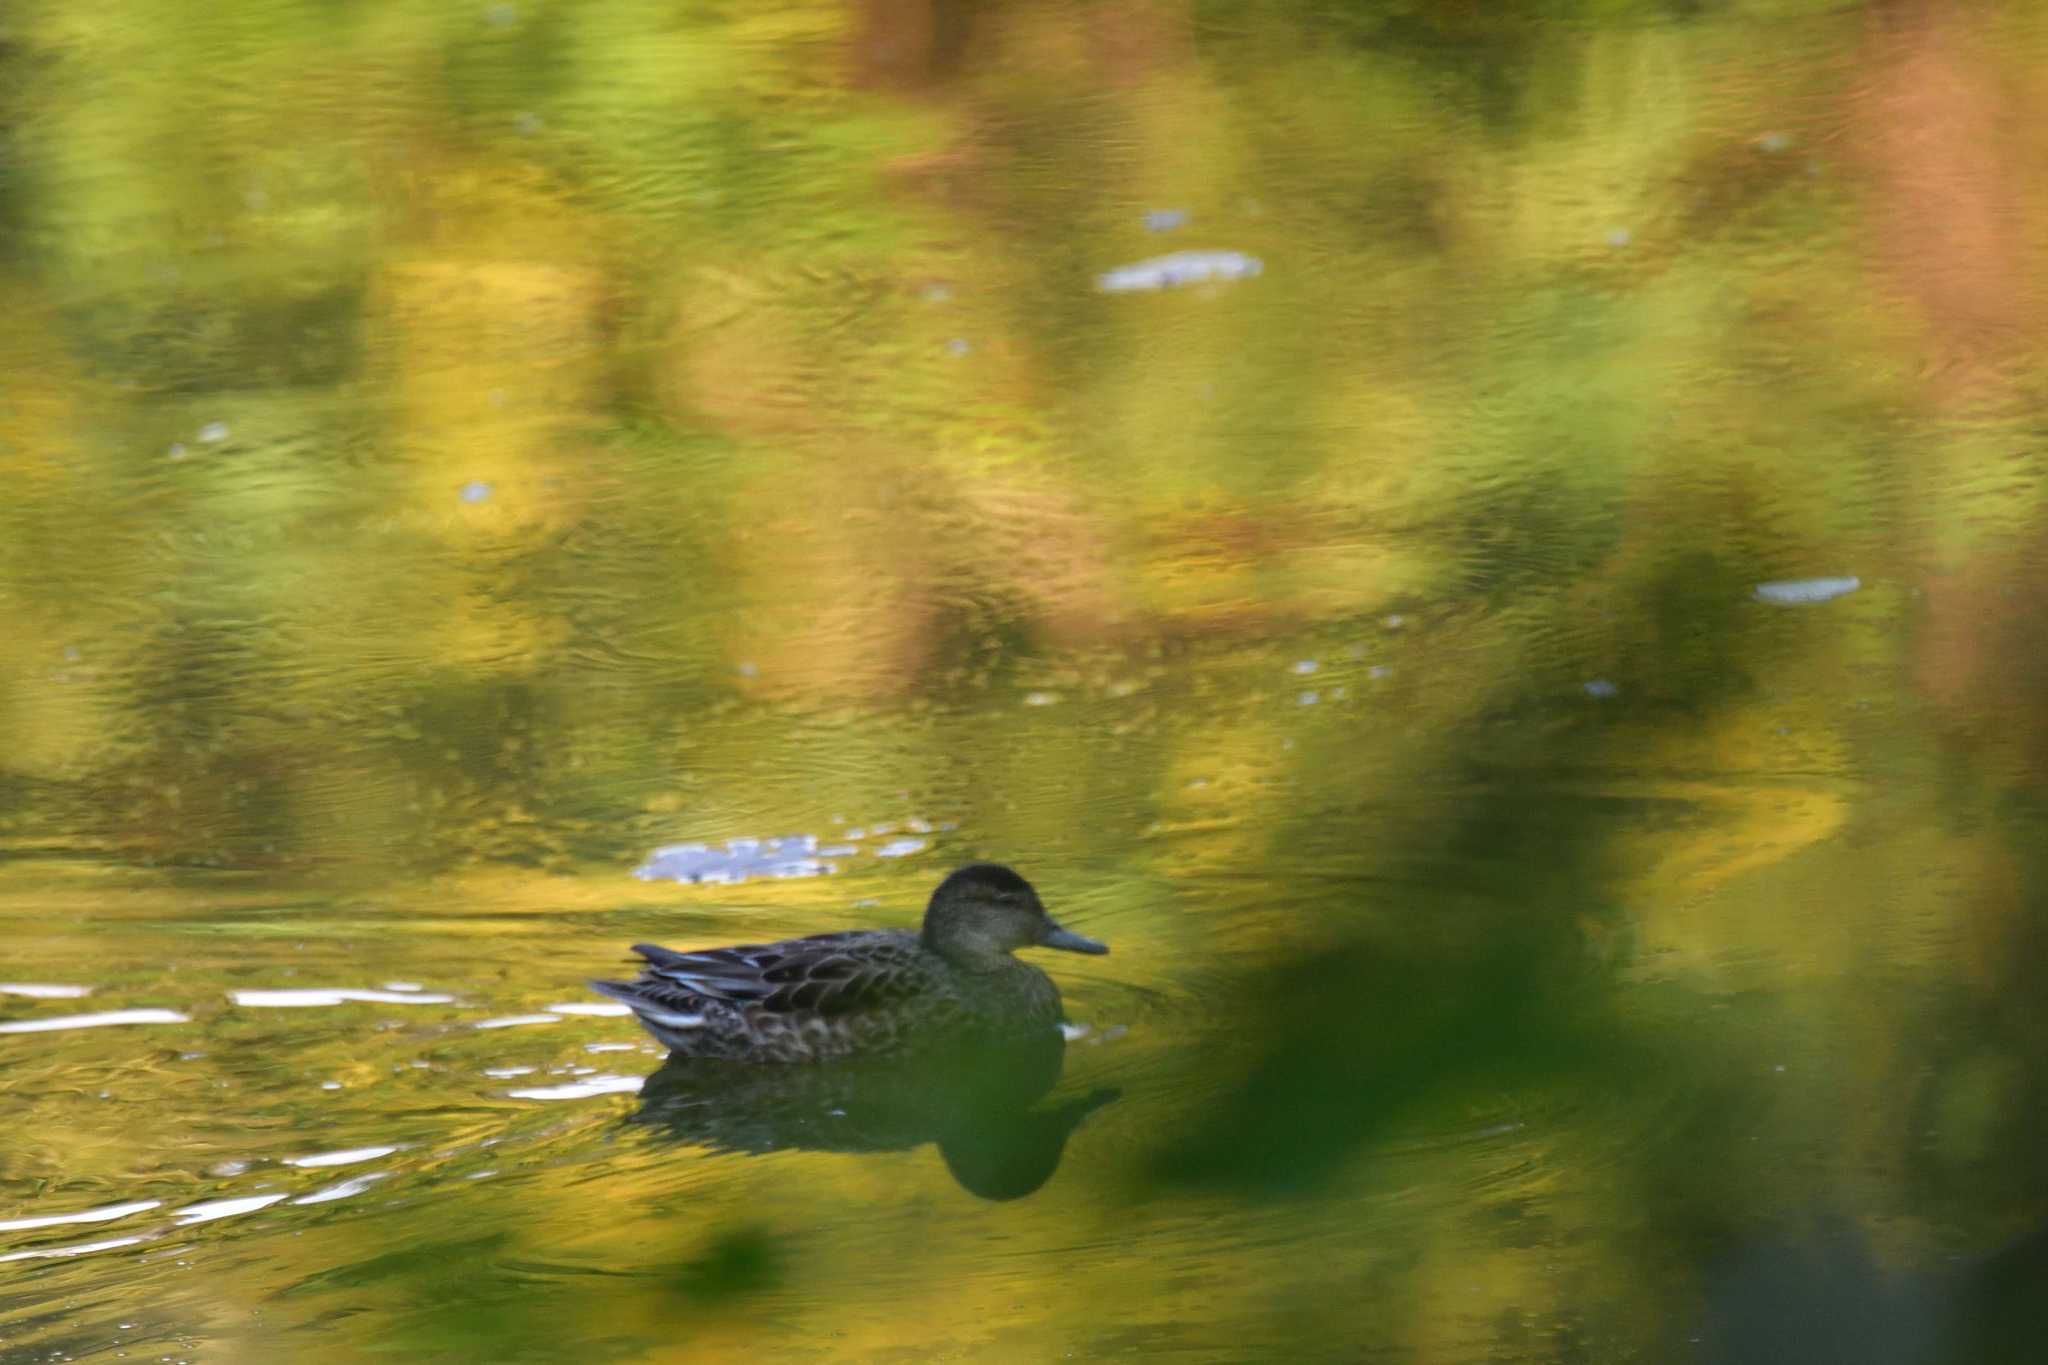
[5,0,2048,1359]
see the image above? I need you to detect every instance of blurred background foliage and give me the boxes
[4,0,2048,1358]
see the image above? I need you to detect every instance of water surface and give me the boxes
[5,0,2048,1360]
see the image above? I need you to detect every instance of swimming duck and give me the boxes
[591,863,1107,1062]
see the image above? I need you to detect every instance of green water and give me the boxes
[5,0,2048,1359]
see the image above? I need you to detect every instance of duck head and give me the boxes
[921,864,1108,968]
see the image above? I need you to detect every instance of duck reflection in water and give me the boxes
[629,1030,1118,1199]
[594,864,1118,1198]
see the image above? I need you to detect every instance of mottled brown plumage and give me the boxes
[591,864,1107,1062]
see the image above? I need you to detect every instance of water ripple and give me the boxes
[294,1173,390,1206]
[1096,250,1264,292]
[0,1009,189,1034]
[173,1194,289,1225]
[229,988,455,1007]
[507,1074,646,1101]
[0,1199,162,1234]
[284,1146,398,1169]
[0,983,93,999]
[0,1234,155,1264]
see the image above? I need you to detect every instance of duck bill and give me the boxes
[1040,923,1109,955]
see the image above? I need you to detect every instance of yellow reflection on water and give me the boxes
[4,0,2048,1358]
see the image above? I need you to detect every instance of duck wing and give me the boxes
[625,931,935,1017]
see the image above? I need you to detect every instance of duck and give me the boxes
[590,863,1108,1062]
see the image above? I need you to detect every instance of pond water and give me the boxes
[5,1,2048,1360]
